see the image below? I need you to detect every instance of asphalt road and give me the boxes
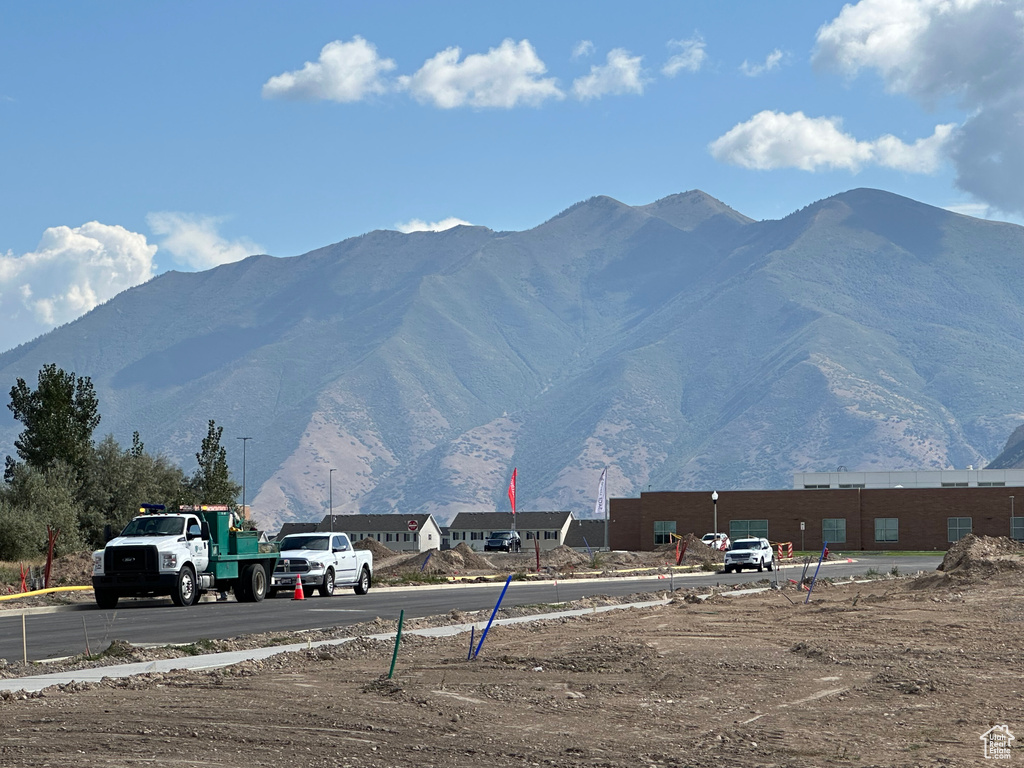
[1,555,942,663]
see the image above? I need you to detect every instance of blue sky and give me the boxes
[2,0,1022,353]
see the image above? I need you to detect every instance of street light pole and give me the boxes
[330,468,336,531]
[237,437,251,522]
[1011,495,1015,539]
[711,490,718,536]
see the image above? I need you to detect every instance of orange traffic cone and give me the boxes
[293,578,305,600]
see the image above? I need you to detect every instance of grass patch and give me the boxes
[380,572,450,586]
[177,638,219,656]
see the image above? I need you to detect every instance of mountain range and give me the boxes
[1,188,1022,533]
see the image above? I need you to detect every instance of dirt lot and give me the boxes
[0,535,1022,767]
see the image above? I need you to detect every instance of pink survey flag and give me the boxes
[508,468,517,515]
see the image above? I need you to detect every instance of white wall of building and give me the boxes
[794,469,1024,489]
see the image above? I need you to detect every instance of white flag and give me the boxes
[593,468,607,519]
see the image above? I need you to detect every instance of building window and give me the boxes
[544,530,557,540]
[729,520,768,540]
[653,521,676,545]
[471,531,483,540]
[978,482,1005,487]
[414,533,419,542]
[1012,517,1024,542]
[525,531,535,539]
[403,533,411,542]
[941,482,968,488]
[874,518,898,542]
[385,533,393,542]
[822,518,846,544]
[838,484,865,489]
[803,484,831,489]
[947,517,972,543]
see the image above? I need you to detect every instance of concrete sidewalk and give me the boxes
[0,599,671,694]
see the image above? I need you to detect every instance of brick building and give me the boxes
[610,487,1023,552]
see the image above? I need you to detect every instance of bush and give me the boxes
[0,501,48,561]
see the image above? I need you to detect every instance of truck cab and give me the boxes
[271,532,373,597]
[92,504,278,608]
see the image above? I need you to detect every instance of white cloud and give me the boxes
[262,36,396,102]
[740,48,785,77]
[571,40,595,60]
[395,217,473,233]
[572,49,646,100]
[0,222,157,352]
[943,202,995,218]
[709,110,955,172]
[147,212,261,270]
[398,39,563,108]
[662,36,707,76]
[813,0,1024,215]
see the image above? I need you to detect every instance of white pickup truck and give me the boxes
[270,531,373,597]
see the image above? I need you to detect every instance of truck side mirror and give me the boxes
[201,521,211,541]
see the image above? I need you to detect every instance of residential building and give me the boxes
[316,513,443,553]
[448,511,574,551]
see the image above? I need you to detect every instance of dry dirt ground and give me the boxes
[0,535,1022,767]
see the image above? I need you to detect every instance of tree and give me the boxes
[189,420,241,505]
[77,434,190,546]
[7,364,100,480]
[0,461,84,558]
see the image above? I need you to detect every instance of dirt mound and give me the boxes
[543,546,590,568]
[937,534,1024,577]
[383,544,496,575]
[47,551,94,586]
[353,538,395,559]
[654,534,723,565]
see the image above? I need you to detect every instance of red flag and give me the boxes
[508,468,517,515]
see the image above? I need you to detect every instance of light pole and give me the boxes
[711,491,718,535]
[237,437,251,522]
[329,468,336,530]
[1011,495,1015,539]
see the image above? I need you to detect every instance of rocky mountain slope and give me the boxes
[0,188,1021,532]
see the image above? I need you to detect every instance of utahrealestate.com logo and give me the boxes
[980,725,1014,760]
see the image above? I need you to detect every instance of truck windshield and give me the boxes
[490,532,512,539]
[121,517,185,537]
[281,535,329,551]
[732,539,760,550]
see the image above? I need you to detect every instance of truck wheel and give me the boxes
[237,563,267,603]
[171,565,197,607]
[319,568,335,597]
[756,560,764,572]
[353,567,371,595]
[767,559,774,572]
[95,589,119,609]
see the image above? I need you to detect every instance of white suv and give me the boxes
[723,537,774,573]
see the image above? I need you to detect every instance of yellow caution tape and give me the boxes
[0,585,93,601]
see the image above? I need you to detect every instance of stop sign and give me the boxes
[407,519,418,532]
